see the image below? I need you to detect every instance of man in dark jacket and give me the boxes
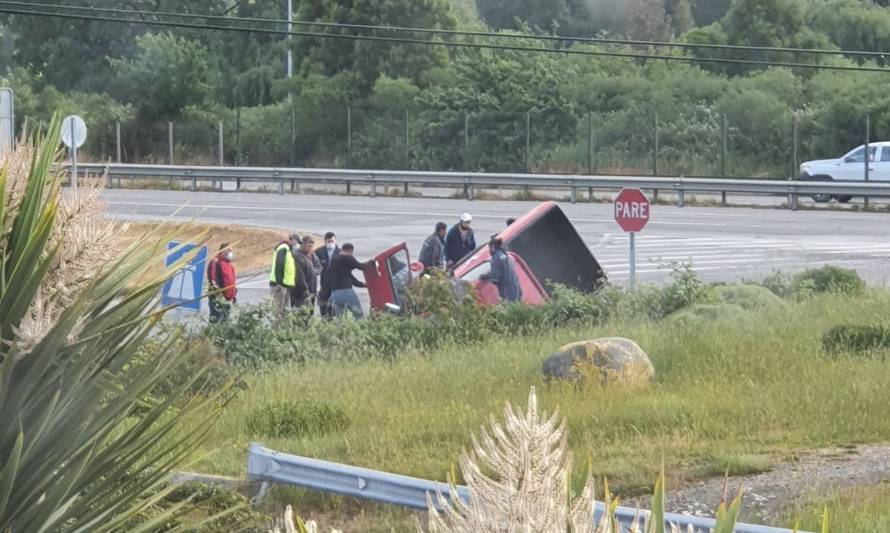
[485,237,522,303]
[314,232,340,318]
[418,222,447,272]
[325,243,374,319]
[445,213,476,267]
[292,235,320,310]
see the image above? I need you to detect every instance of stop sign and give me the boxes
[614,188,650,232]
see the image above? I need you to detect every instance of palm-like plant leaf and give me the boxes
[0,113,236,531]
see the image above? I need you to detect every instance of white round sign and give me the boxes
[60,115,87,149]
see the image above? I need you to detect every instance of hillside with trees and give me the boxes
[2,0,890,177]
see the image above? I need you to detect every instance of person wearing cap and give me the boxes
[445,213,476,267]
[482,236,522,303]
[419,222,447,272]
[269,233,299,320]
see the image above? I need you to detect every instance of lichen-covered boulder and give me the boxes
[542,337,654,387]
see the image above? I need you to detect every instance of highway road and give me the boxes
[104,189,890,311]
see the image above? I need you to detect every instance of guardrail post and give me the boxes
[236,176,241,191]
[346,180,351,195]
[570,184,577,204]
[277,172,284,195]
[588,187,594,201]
[190,172,197,192]
[677,189,684,208]
[790,189,799,211]
[106,170,112,189]
[721,191,727,206]
[370,177,377,198]
[403,182,409,196]
[653,189,659,202]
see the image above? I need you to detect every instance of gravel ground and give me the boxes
[639,444,890,525]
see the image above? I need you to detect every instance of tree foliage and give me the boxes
[4,0,890,176]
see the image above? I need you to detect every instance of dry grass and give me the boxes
[112,222,318,282]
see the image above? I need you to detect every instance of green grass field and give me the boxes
[790,484,890,532]
[194,289,890,530]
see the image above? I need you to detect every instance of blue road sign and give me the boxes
[161,241,208,312]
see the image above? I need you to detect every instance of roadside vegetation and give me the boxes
[153,262,889,531]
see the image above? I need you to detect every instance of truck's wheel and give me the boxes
[835,195,853,203]
[809,175,833,203]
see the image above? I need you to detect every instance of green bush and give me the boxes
[666,302,752,328]
[246,400,351,439]
[793,265,865,296]
[712,284,785,311]
[822,325,890,356]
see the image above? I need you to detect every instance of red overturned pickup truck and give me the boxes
[363,202,607,312]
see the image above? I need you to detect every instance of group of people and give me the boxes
[268,232,373,320]
[418,213,522,303]
[205,211,523,324]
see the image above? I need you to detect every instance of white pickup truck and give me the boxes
[800,143,890,203]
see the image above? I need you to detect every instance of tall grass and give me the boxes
[200,290,890,508]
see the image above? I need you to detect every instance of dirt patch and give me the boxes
[634,444,890,526]
[113,222,318,281]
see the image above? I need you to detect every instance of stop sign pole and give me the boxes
[614,188,651,289]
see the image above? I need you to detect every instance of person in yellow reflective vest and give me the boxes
[269,233,299,320]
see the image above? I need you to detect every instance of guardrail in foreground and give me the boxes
[247,443,803,533]
[75,162,890,210]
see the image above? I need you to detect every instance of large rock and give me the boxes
[542,338,654,387]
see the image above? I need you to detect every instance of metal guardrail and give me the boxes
[76,162,890,210]
[247,443,803,533]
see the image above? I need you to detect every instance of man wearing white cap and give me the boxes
[445,212,476,267]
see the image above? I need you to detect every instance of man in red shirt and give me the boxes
[207,242,237,323]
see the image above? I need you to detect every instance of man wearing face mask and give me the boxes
[314,232,340,318]
[207,242,237,323]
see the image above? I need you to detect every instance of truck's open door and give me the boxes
[365,242,412,313]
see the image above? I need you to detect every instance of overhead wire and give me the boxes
[2,0,887,59]
[1,3,888,73]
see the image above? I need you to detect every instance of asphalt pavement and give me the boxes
[103,189,890,313]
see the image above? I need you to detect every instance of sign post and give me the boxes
[60,115,87,190]
[614,188,651,289]
[0,88,12,156]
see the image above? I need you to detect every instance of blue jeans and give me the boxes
[330,288,364,319]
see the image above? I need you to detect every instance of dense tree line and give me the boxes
[3,0,890,176]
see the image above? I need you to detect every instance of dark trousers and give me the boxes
[208,296,230,323]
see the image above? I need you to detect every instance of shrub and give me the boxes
[793,265,865,296]
[822,325,890,356]
[712,284,785,312]
[666,303,752,328]
[247,400,351,439]
[660,264,713,316]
